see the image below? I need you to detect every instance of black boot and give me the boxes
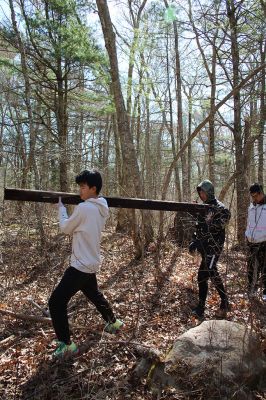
[215,297,231,319]
[191,305,204,319]
[220,297,231,311]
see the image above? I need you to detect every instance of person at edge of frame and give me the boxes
[188,180,231,320]
[245,183,266,301]
[48,169,124,358]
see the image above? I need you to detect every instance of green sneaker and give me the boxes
[52,341,78,358]
[104,319,124,334]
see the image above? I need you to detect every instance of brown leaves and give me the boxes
[1,229,266,399]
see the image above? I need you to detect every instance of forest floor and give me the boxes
[1,214,266,400]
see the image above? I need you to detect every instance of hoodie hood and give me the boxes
[197,180,215,203]
[86,197,109,218]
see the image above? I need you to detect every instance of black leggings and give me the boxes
[197,253,227,309]
[49,267,116,344]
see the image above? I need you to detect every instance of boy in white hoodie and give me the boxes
[49,170,123,357]
[245,183,266,301]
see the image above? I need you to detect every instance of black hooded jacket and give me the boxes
[191,180,231,255]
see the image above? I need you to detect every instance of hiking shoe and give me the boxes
[191,306,204,320]
[104,319,124,334]
[220,300,231,312]
[52,341,78,358]
[215,309,228,319]
[215,301,231,319]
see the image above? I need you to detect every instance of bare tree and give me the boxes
[96,0,146,256]
[9,0,36,188]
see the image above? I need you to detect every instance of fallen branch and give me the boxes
[0,307,97,330]
[27,297,50,317]
[80,337,161,359]
[0,334,15,346]
[0,308,161,357]
[0,308,52,324]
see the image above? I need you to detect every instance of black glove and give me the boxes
[189,241,198,254]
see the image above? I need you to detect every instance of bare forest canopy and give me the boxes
[0,0,265,247]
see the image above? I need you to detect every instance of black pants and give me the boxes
[197,253,227,309]
[49,267,116,344]
[247,242,266,292]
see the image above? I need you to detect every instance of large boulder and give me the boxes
[137,320,266,399]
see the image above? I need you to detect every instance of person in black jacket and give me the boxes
[189,180,231,319]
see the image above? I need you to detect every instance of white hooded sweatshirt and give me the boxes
[58,197,109,273]
[245,201,266,243]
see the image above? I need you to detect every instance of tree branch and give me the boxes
[161,62,266,198]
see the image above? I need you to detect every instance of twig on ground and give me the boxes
[27,297,50,317]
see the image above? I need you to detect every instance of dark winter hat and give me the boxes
[197,180,215,201]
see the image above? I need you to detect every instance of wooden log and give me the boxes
[0,307,52,324]
[4,187,209,214]
[0,307,96,331]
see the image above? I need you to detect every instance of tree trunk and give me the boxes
[173,21,188,201]
[187,91,192,201]
[258,38,265,183]
[112,114,131,233]
[208,49,216,185]
[9,0,36,188]
[126,0,147,119]
[160,63,266,202]
[188,0,220,185]
[102,116,112,194]
[73,69,85,176]
[249,98,256,184]
[96,0,143,256]
[96,1,141,196]
[226,0,249,244]
[56,68,69,192]
[165,28,181,201]
[142,91,154,246]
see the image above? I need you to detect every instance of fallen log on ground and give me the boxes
[0,308,52,324]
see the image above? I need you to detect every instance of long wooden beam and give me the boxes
[4,188,209,214]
